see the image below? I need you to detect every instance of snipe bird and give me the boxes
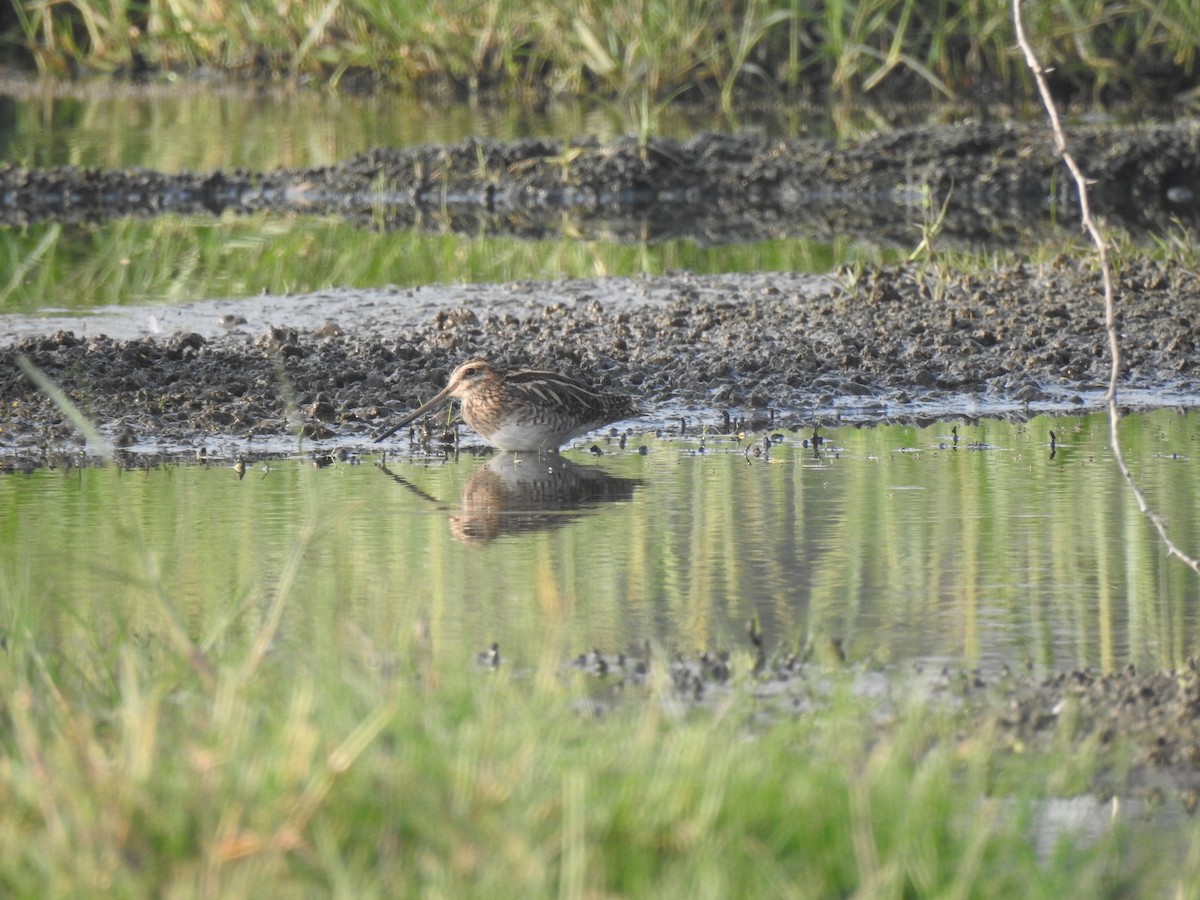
[372,358,639,452]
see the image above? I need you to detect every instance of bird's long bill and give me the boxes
[372,385,454,442]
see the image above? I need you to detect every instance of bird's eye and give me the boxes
[464,367,478,377]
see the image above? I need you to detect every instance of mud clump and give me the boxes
[985,661,1200,804]
[519,637,1200,800]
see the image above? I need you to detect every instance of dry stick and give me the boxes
[1012,0,1200,576]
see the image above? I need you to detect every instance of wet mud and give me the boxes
[495,629,1200,808]
[5,123,1200,462]
[2,257,1199,467]
[3,123,1200,465]
[4,123,1200,244]
[988,662,1200,802]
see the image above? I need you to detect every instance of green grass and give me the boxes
[0,610,1153,895]
[7,0,1200,104]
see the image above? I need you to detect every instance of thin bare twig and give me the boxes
[1012,0,1200,576]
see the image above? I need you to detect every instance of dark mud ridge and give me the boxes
[4,123,1200,244]
[987,662,1200,802]
[2,257,1198,466]
[564,642,1200,802]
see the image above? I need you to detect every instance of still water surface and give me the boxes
[0,85,908,314]
[3,409,1198,676]
[0,85,762,170]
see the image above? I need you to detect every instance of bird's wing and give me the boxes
[505,370,610,413]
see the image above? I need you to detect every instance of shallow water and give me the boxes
[0,83,767,171]
[0,84,907,314]
[3,409,1198,675]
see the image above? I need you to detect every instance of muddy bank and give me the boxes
[4,123,1200,244]
[987,662,1200,800]
[564,640,1200,807]
[1,257,1198,466]
[525,621,1200,807]
[2,124,1199,462]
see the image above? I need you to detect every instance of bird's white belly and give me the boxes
[484,420,595,452]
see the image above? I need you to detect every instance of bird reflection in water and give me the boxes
[378,452,641,543]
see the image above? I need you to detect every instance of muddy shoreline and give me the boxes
[3,124,1200,460]
[572,641,1200,811]
[4,123,1200,244]
[2,257,1199,466]
[2,123,1199,464]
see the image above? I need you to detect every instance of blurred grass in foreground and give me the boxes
[0,590,1156,895]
